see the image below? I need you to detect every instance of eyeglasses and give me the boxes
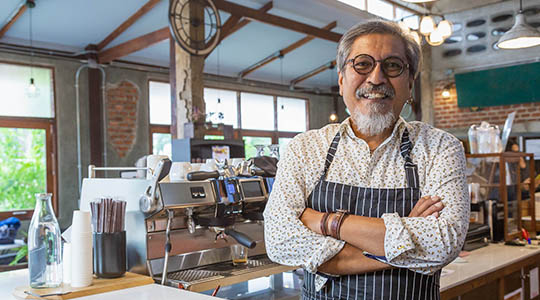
[345,54,409,78]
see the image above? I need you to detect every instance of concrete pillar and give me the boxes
[169,1,206,139]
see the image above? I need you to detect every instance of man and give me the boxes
[263,19,469,299]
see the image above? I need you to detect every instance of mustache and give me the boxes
[355,84,395,99]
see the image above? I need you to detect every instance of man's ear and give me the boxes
[338,71,344,96]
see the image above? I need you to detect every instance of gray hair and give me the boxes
[336,19,422,79]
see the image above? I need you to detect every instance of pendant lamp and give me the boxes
[497,0,540,49]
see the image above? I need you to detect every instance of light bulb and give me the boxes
[329,112,338,122]
[427,28,444,46]
[442,90,450,98]
[26,78,40,98]
[420,15,435,36]
[437,19,453,39]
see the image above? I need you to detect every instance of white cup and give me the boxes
[146,155,169,179]
[170,162,192,181]
[72,211,92,234]
[62,242,72,284]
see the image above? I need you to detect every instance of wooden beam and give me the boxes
[204,2,272,58]
[239,21,337,78]
[213,0,342,43]
[222,1,273,40]
[97,0,161,50]
[98,27,169,63]
[290,60,336,87]
[0,3,27,39]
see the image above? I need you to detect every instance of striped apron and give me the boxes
[302,129,441,300]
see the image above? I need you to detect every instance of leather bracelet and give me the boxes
[330,210,349,240]
[320,212,331,236]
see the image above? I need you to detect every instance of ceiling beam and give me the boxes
[0,2,27,39]
[213,0,342,43]
[205,2,272,58]
[98,27,169,63]
[97,0,161,50]
[290,60,336,87]
[221,1,273,41]
[239,21,337,78]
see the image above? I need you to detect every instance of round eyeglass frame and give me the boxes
[345,54,410,78]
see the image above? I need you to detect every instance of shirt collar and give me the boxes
[339,116,409,145]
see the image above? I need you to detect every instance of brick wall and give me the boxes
[106,80,139,158]
[433,79,540,130]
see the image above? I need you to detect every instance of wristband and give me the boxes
[320,212,331,236]
[330,210,349,240]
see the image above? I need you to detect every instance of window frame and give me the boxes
[0,62,58,220]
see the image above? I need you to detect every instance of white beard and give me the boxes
[350,103,396,136]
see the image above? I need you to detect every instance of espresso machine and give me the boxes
[80,158,290,292]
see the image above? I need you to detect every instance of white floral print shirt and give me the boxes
[263,117,470,291]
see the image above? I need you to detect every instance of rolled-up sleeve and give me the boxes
[382,136,470,274]
[263,135,345,285]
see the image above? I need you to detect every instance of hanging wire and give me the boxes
[29,2,34,80]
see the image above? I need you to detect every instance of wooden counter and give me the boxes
[441,243,540,300]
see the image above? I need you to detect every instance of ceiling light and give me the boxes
[427,28,444,46]
[329,112,338,122]
[419,15,435,36]
[437,19,453,39]
[497,1,540,50]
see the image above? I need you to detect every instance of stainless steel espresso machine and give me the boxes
[80,158,292,292]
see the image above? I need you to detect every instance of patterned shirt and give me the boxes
[263,117,469,291]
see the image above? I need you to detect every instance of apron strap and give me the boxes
[400,128,420,188]
[321,131,341,180]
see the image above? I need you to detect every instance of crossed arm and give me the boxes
[301,195,445,275]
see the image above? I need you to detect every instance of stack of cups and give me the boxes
[71,210,93,287]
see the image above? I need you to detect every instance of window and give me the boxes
[240,93,274,131]
[277,97,307,132]
[243,136,272,159]
[148,80,171,156]
[0,62,56,220]
[204,88,238,127]
[367,0,394,20]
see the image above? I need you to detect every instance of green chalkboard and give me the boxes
[455,61,540,108]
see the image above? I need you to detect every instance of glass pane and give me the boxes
[204,88,238,128]
[402,15,419,30]
[149,81,171,125]
[0,63,54,118]
[152,133,171,157]
[367,0,394,20]
[241,93,274,131]
[337,0,366,10]
[279,137,293,158]
[243,136,272,159]
[277,97,307,132]
[0,127,46,211]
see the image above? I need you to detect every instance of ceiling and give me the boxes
[0,0,516,89]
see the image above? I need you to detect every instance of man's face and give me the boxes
[338,34,413,132]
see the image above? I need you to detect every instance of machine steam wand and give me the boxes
[161,209,174,285]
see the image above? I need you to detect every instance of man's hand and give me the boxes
[408,195,444,218]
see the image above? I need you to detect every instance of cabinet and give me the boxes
[466,152,536,241]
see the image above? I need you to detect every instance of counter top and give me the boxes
[0,269,222,300]
[441,243,540,291]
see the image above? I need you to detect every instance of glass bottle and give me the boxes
[28,193,62,288]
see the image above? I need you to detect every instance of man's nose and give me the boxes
[366,63,388,85]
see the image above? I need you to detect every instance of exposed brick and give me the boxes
[106,80,139,158]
